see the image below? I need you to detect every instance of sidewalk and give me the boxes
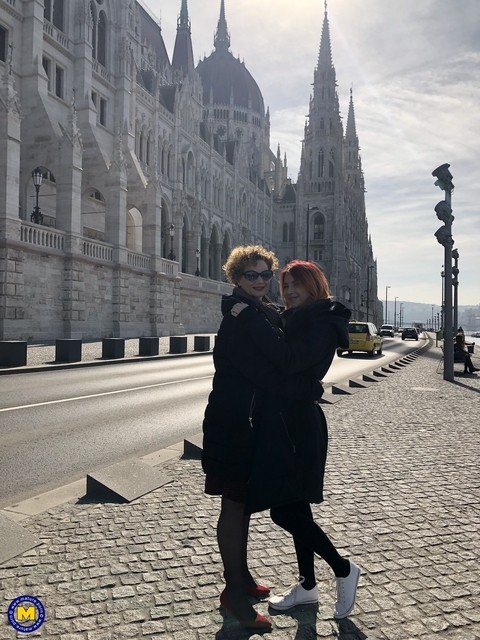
[1,343,479,639]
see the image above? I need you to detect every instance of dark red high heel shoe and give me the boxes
[220,589,272,630]
[245,583,271,598]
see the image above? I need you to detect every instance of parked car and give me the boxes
[402,327,419,340]
[380,324,395,337]
[337,321,383,357]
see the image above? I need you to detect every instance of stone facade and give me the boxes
[0,0,379,341]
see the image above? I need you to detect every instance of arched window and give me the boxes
[318,150,324,178]
[97,12,107,66]
[139,130,145,163]
[329,148,335,178]
[282,222,288,242]
[313,214,325,241]
[44,0,65,32]
[146,134,153,166]
[90,3,107,66]
[90,2,97,59]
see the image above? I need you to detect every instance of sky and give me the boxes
[142,0,480,307]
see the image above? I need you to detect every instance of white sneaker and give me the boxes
[333,560,361,619]
[268,577,318,611]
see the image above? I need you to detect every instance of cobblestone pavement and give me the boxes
[1,344,479,639]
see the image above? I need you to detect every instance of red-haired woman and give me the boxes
[232,260,361,620]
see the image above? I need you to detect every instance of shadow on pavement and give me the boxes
[333,618,369,639]
[215,606,273,639]
[280,603,319,639]
[452,378,480,395]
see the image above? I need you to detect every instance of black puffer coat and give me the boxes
[202,290,322,483]
[234,299,351,513]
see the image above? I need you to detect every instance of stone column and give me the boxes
[184,229,194,274]
[143,179,162,259]
[105,128,128,265]
[199,236,208,278]
[57,102,83,239]
[0,64,24,339]
[214,242,223,281]
[63,257,86,339]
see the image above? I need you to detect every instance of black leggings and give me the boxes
[270,501,349,587]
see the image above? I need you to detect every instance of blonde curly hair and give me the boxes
[223,245,279,284]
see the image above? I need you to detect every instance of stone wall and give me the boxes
[179,274,233,334]
[0,241,232,341]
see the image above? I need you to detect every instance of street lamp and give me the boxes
[366,265,373,322]
[385,285,390,324]
[195,248,200,276]
[394,296,399,331]
[168,223,176,261]
[31,168,44,224]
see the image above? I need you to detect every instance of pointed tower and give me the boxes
[344,87,364,191]
[214,0,231,53]
[296,1,345,286]
[172,0,195,78]
[302,1,343,194]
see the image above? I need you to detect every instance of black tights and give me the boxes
[270,501,349,590]
[217,496,256,589]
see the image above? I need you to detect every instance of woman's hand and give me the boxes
[231,302,249,317]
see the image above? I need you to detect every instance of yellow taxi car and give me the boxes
[337,321,383,357]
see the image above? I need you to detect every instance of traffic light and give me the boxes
[434,200,454,224]
[431,162,455,381]
[434,225,453,247]
[432,163,454,191]
[432,166,454,247]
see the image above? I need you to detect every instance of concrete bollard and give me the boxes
[102,338,125,359]
[0,341,28,367]
[194,335,211,352]
[138,337,159,357]
[56,339,82,363]
[169,336,187,354]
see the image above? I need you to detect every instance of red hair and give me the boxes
[280,260,331,308]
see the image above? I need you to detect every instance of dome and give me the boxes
[196,0,265,117]
[197,49,265,116]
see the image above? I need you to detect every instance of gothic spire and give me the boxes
[214,0,231,52]
[172,0,195,77]
[178,0,189,29]
[317,1,333,70]
[345,87,357,140]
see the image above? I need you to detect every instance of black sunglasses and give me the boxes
[242,270,274,282]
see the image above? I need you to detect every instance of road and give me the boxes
[0,336,424,507]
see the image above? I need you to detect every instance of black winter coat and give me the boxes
[235,299,351,513]
[202,290,322,483]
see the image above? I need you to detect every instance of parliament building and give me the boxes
[0,0,379,340]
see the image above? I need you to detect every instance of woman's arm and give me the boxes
[233,304,337,375]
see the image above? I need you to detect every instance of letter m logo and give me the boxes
[17,605,35,621]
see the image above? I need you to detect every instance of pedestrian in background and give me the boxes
[231,260,361,619]
[454,333,479,374]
